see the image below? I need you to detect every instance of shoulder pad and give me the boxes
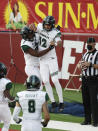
[6,82,12,90]
[21,45,31,52]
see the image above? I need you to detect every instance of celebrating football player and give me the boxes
[30,16,64,112]
[20,26,55,90]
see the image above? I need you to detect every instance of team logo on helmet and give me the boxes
[0,62,7,78]
[26,75,41,90]
[20,26,35,41]
[43,16,55,31]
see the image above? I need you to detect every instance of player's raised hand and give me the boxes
[29,23,37,32]
[49,41,55,50]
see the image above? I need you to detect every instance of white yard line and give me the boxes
[1,117,98,131]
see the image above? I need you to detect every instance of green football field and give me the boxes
[0,83,83,131]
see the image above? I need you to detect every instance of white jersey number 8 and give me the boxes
[28,100,35,113]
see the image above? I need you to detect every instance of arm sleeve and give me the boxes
[13,106,21,123]
[21,45,31,52]
[55,32,61,38]
[55,32,62,42]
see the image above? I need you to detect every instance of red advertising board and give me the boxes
[0,0,98,33]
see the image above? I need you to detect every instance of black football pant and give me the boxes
[82,76,98,124]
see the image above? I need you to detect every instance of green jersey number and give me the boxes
[28,100,35,113]
[40,37,47,48]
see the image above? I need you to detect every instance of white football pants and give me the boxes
[40,58,63,103]
[0,103,11,131]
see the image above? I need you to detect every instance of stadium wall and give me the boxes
[0,32,98,89]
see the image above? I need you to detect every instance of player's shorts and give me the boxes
[21,120,42,131]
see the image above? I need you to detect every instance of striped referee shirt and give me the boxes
[82,49,98,76]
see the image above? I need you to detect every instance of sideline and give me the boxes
[11,118,98,131]
[1,117,98,131]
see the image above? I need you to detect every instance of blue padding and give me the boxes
[48,101,84,117]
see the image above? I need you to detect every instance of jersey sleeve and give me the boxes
[45,93,49,102]
[15,94,19,102]
[54,30,61,42]
[21,45,31,52]
[6,82,12,90]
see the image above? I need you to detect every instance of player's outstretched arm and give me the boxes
[4,89,15,101]
[24,44,55,57]
[41,102,50,127]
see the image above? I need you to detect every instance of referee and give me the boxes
[78,37,98,127]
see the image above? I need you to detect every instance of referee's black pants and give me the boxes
[82,76,98,124]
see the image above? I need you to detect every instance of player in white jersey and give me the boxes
[30,16,64,111]
[20,26,55,90]
[0,62,15,131]
[13,75,50,131]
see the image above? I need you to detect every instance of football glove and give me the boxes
[16,118,22,124]
[41,121,48,127]
[49,45,55,50]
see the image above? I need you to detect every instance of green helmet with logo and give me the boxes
[26,75,41,90]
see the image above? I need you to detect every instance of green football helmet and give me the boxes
[20,26,35,41]
[43,16,55,31]
[26,75,41,90]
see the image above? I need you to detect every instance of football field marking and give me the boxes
[8,117,98,131]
